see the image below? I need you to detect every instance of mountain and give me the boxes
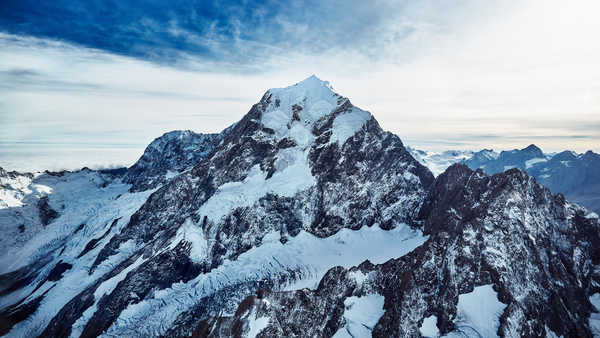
[410,145,600,215]
[465,144,546,174]
[0,167,34,210]
[0,76,433,337]
[123,129,228,192]
[407,148,474,176]
[464,145,600,214]
[202,165,600,337]
[1,76,599,338]
[527,150,600,214]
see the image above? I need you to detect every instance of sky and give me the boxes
[1,0,599,171]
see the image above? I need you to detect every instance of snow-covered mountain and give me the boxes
[1,76,599,338]
[410,145,600,215]
[407,148,474,176]
[123,130,227,192]
[464,145,600,215]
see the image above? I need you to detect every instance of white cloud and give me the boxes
[1,0,599,171]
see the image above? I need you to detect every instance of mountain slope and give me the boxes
[2,77,599,338]
[203,164,600,337]
[123,130,226,192]
[1,76,434,337]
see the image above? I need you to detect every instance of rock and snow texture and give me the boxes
[204,164,600,338]
[465,145,600,215]
[410,144,600,214]
[590,293,600,336]
[1,76,600,338]
[0,167,34,209]
[407,148,475,177]
[123,129,225,191]
[332,294,386,338]
[0,76,436,337]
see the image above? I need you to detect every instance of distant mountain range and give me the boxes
[409,145,600,214]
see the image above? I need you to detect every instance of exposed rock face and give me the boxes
[124,130,226,192]
[37,196,58,225]
[464,145,600,214]
[204,164,600,338]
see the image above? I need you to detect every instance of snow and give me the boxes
[262,75,339,142]
[1,174,154,338]
[0,172,34,208]
[171,218,208,262]
[197,148,316,222]
[70,253,146,338]
[332,294,386,338]
[590,293,600,336]
[247,308,270,338]
[348,270,370,286]
[420,315,440,337]
[330,107,371,145]
[101,224,427,337]
[261,75,371,148]
[164,170,178,180]
[406,148,474,177]
[443,284,507,338]
[525,157,548,169]
[0,170,137,273]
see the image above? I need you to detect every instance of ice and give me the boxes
[262,75,338,141]
[330,107,371,145]
[443,284,507,338]
[332,294,386,338]
[1,175,154,337]
[171,218,208,262]
[197,148,315,222]
[586,212,599,220]
[70,252,146,338]
[420,315,440,337]
[247,308,270,338]
[260,75,371,149]
[101,224,427,337]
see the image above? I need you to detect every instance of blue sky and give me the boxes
[1,0,599,171]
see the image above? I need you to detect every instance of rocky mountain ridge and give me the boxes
[195,164,600,337]
[409,145,600,214]
[1,76,599,338]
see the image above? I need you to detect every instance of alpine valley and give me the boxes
[1,76,599,338]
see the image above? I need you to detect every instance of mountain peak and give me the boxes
[296,74,330,87]
[260,77,370,147]
[521,144,543,154]
[521,144,544,157]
